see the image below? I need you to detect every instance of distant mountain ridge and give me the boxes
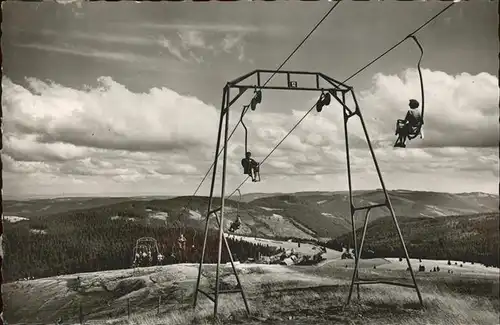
[3,190,497,240]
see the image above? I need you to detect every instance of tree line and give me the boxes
[3,208,279,282]
[325,213,499,267]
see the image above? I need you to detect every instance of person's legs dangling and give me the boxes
[395,123,409,148]
[399,125,409,147]
[254,163,260,182]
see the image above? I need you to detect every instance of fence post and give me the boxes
[157,296,161,315]
[79,303,83,324]
[127,298,131,318]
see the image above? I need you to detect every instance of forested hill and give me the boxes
[327,212,500,267]
[3,191,498,281]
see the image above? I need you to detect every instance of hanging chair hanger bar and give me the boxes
[239,105,250,155]
[405,34,425,124]
[235,189,241,215]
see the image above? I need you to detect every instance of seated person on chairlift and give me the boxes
[395,99,423,148]
[241,151,261,182]
[228,216,242,233]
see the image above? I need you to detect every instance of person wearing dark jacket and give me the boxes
[241,151,261,182]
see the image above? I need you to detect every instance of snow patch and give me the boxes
[271,213,284,221]
[30,229,47,235]
[425,205,447,216]
[317,200,328,205]
[4,215,29,223]
[227,234,342,260]
[149,212,169,221]
[321,212,334,218]
[189,210,203,221]
[260,206,282,211]
[145,208,153,212]
[110,216,135,221]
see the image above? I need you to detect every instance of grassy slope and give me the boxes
[4,262,499,325]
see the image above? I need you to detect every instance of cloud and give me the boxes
[221,33,247,62]
[131,22,264,34]
[157,37,189,62]
[355,69,498,148]
[159,31,249,64]
[13,43,147,63]
[178,30,213,51]
[13,28,200,65]
[2,76,219,156]
[37,29,155,46]
[19,27,249,64]
[3,134,89,162]
[2,69,498,198]
[177,30,216,63]
[222,34,243,53]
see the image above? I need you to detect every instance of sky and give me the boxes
[2,0,498,199]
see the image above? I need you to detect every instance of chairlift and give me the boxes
[315,90,331,113]
[240,90,262,182]
[228,189,243,233]
[394,35,425,148]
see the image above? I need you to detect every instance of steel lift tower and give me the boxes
[192,70,423,319]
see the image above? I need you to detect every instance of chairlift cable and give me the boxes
[342,2,455,84]
[261,1,343,87]
[226,3,456,199]
[184,2,343,207]
[228,103,317,199]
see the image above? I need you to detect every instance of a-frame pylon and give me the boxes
[192,84,251,319]
[192,70,423,319]
[339,91,424,307]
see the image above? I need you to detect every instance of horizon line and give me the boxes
[3,189,498,201]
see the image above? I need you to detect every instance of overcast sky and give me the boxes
[2,1,498,199]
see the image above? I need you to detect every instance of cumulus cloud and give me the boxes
[2,69,498,198]
[356,69,498,148]
[3,76,218,152]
